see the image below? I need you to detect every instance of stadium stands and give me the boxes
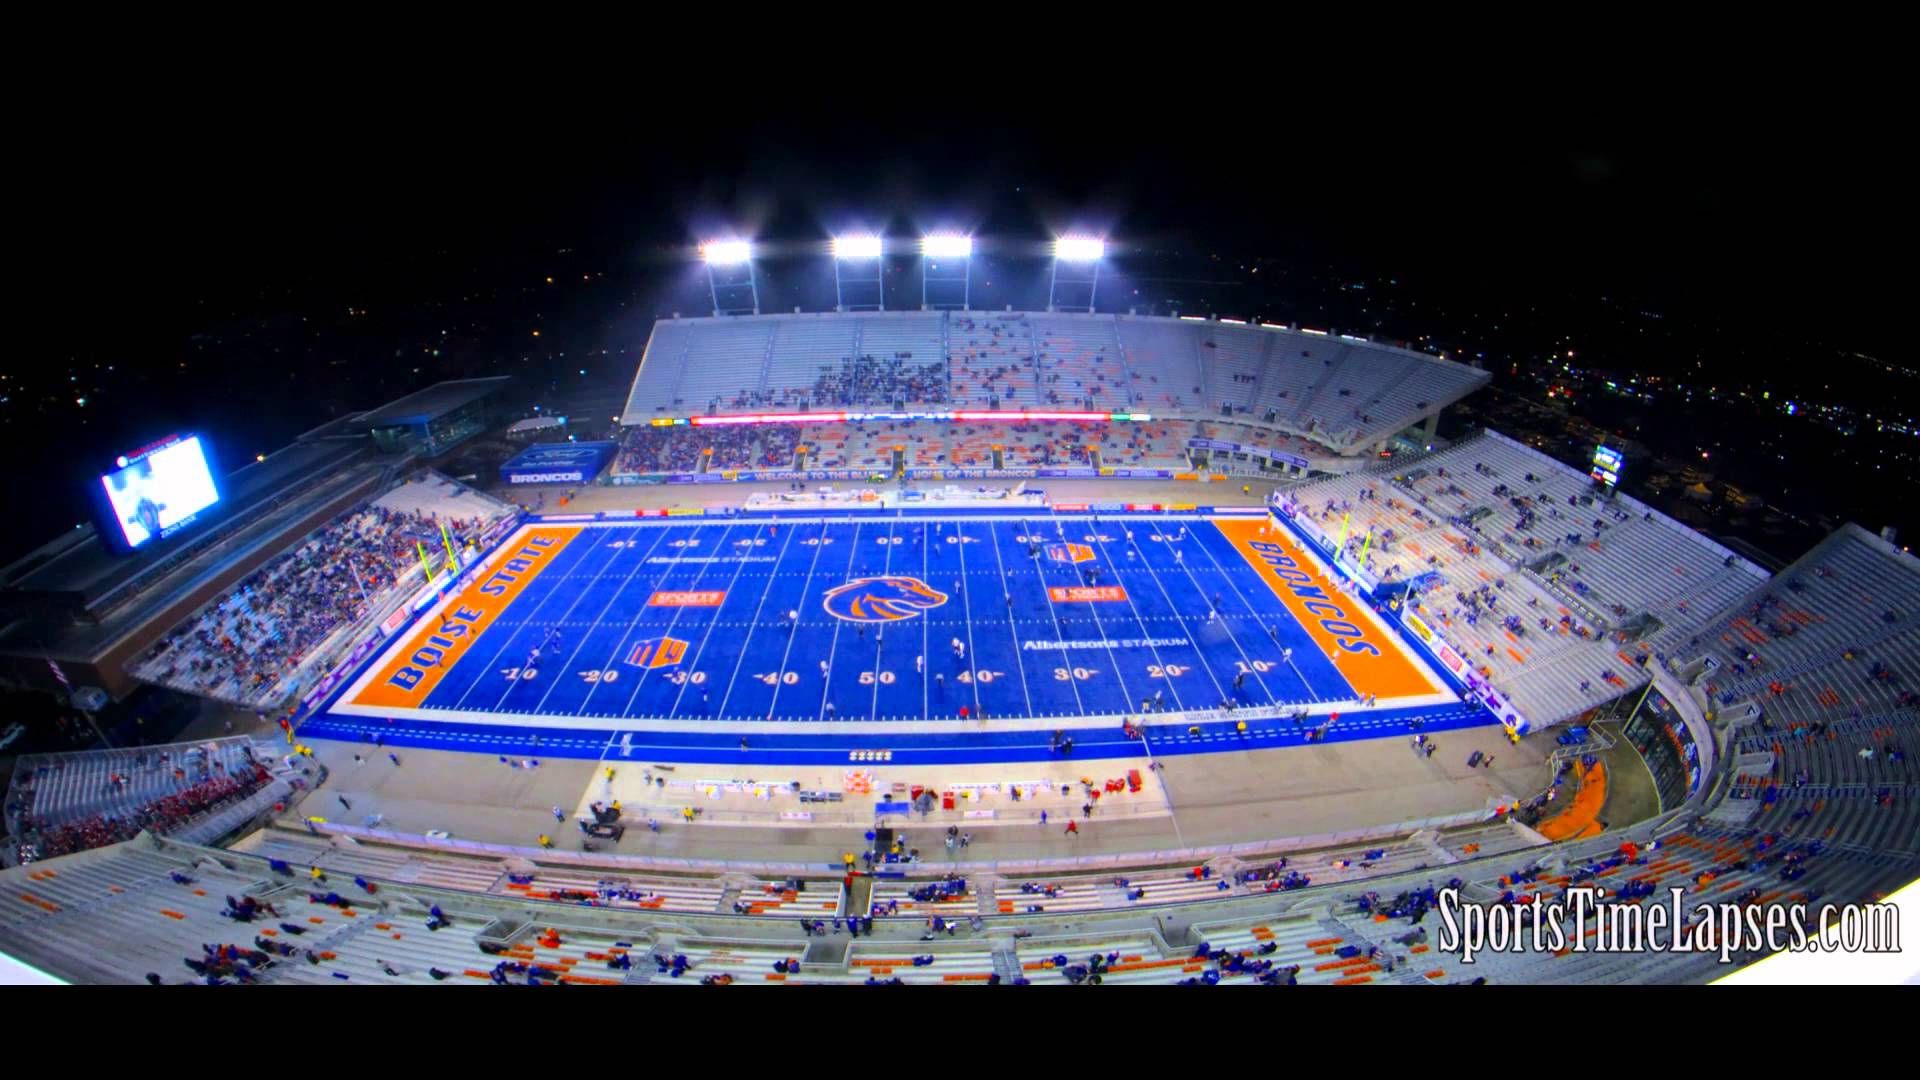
[760,316,860,407]
[621,319,692,419]
[1114,317,1203,412]
[948,313,1040,409]
[5,738,292,865]
[10,309,1919,987]
[678,320,778,414]
[4,764,1913,986]
[617,313,1491,469]
[1032,315,1125,408]
[1674,524,1919,717]
[1197,320,1274,417]
[1280,429,1768,727]
[610,416,1205,476]
[1690,524,1920,855]
[125,475,516,710]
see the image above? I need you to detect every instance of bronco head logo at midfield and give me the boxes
[822,576,950,622]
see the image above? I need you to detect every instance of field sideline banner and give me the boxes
[1188,438,1310,470]
[613,465,1204,485]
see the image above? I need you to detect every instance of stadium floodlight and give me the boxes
[831,235,885,311]
[831,235,883,259]
[1053,236,1106,262]
[700,240,753,266]
[700,240,759,314]
[920,234,973,257]
[1049,236,1106,312]
[920,234,974,311]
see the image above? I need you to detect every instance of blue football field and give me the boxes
[308,513,1488,765]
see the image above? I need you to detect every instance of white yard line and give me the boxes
[714,523,802,719]
[539,524,678,714]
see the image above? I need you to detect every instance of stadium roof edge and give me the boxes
[1824,521,1917,566]
[352,377,514,429]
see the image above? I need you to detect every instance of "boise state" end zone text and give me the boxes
[384,535,561,692]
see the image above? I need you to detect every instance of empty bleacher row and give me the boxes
[239,822,1527,930]
[857,821,1541,923]
[231,830,842,918]
[619,312,1491,461]
[0,835,1465,986]
[984,829,1531,918]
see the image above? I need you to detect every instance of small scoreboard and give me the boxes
[1591,444,1624,488]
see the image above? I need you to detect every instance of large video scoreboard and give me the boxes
[94,434,221,553]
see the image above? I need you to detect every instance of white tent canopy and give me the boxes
[506,416,565,437]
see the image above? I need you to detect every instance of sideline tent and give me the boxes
[507,416,566,438]
[500,441,616,485]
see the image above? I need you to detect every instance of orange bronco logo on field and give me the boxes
[822,576,949,623]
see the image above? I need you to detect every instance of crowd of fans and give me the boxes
[7,752,274,864]
[712,352,949,413]
[950,316,1035,408]
[616,418,1200,474]
[818,420,1113,470]
[616,425,694,473]
[1036,328,1124,409]
[808,354,948,408]
[701,426,764,471]
[132,502,503,708]
[615,426,799,474]
[758,425,801,469]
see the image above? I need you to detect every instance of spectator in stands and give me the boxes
[10,758,275,863]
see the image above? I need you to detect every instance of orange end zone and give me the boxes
[348,525,583,709]
[1213,518,1440,699]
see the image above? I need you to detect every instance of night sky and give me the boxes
[10,105,1908,565]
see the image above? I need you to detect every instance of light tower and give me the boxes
[920,234,973,310]
[1049,236,1105,313]
[831,235,884,311]
[701,240,759,316]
